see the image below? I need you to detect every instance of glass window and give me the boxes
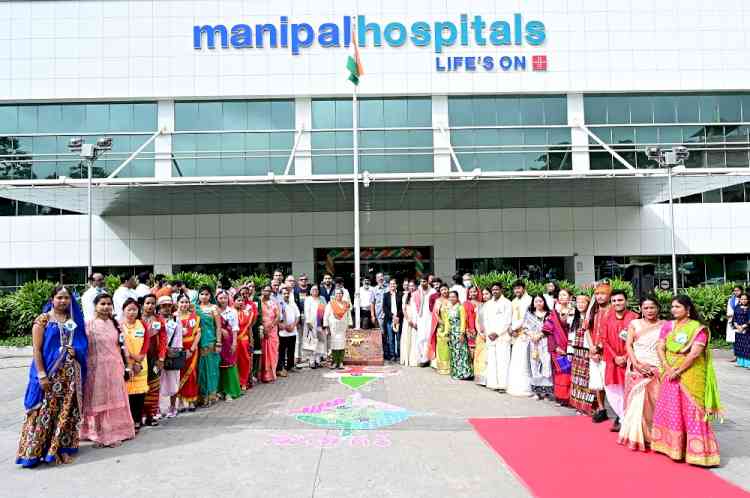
[520,97,545,125]
[85,104,109,131]
[497,97,522,126]
[677,95,700,122]
[628,96,653,124]
[448,98,473,127]
[722,183,745,202]
[109,104,132,131]
[222,101,246,130]
[653,96,677,123]
[0,106,18,133]
[175,102,200,131]
[606,98,629,124]
[198,102,222,130]
[726,255,749,283]
[699,95,720,123]
[702,189,722,203]
[18,106,37,132]
[38,105,62,133]
[718,94,742,122]
[585,96,608,125]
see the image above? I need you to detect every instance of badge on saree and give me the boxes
[675,332,688,345]
[63,319,77,331]
[189,319,196,328]
[619,328,628,341]
[151,322,161,331]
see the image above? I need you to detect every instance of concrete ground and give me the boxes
[0,347,748,498]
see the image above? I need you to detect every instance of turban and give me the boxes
[594,281,612,295]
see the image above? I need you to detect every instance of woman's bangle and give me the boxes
[37,371,47,380]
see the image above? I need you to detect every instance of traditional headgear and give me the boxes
[594,281,612,295]
[157,295,174,308]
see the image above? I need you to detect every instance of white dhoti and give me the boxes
[485,337,511,390]
[605,384,625,418]
[416,317,433,364]
[507,338,532,396]
[726,321,736,343]
[588,359,606,391]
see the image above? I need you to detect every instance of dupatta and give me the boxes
[331,299,350,320]
[665,319,722,421]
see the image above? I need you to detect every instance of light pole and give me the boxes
[68,137,112,276]
[646,146,689,293]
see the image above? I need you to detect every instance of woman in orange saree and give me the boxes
[234,293,257,390]
[176,294,200,411]
[259,285,281,383]
[651,295,722,467]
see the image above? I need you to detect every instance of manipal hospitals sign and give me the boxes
[193,14,548,73]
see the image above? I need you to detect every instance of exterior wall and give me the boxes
[2,0,749,102]
[3,203,749,283]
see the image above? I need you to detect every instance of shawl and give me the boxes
[331,299,350,320]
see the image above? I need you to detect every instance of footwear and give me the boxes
[610,417,621,432]
[188,406,196,412]
[592,410,609,423]
[279,370,288,377]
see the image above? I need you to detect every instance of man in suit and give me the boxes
[381,279,404,362]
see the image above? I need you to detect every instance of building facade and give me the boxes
[1,0,750,289]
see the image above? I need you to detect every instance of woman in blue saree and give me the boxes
[16,286,88,468]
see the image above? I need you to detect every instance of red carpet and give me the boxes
[469,416,749,498]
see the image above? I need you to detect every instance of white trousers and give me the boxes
[485,339,511,390]
[605,384,625,418]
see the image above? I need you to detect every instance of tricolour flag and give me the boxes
[346,39,364,85]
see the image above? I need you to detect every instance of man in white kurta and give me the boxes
[413,278,437,366]
[507,281,534,396]
[483,283,513,391]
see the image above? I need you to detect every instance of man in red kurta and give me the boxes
[603,289,638,432]
[588,282,612,424]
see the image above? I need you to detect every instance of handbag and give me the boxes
[164,322,186,371]
[555,355,572,374]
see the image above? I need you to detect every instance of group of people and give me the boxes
[15,269,723,469]
[15,269,366,468]
[725,285,750,368]
[393,275,722,467]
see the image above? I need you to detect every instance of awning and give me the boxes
[0,170,746,216]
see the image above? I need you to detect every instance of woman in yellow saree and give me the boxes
[651,295,721,467]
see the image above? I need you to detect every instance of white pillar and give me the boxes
[567,93,590,172]
[155,100,174,178]
[294,97,312,176]
[432,95,452,175]
[573,254,595,285]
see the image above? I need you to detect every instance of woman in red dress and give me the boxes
[234,293,257,390]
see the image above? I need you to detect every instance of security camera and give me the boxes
[96,137,113,151]
[673,146,689,161]
[645,146,661,161]
[68,137,83,152]
[362,171,371,188]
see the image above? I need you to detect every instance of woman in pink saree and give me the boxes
[259,285,281,383]
[617,296,663,451]
[651,295,722,467]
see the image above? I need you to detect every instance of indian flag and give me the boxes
[346,39,364,85]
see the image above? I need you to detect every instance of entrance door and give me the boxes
[314,247,433,290]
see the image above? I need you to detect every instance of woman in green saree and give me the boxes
[651,295,721,467]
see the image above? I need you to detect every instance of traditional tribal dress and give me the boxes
[123,319,148,425]
[545,310,572,403]
[651,320,721,467]
[197,304,220,403]
[178,312,200,404]
[80,318,134,446]
[732,304,750,368]
[16,311,87,468]
[527,312,553,398]
[444,303,472,380]
[569,316,596,415]
[618,319,662,451]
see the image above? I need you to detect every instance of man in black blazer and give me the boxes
[381,279,404,362]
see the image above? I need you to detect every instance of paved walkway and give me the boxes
[0,350,748,497]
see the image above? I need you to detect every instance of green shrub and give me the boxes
[104,274,121,295]
[231,274,270,289]
[1,280,56,337]
[169,272,217,291]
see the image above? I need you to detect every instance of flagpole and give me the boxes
[353,78,361,330]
